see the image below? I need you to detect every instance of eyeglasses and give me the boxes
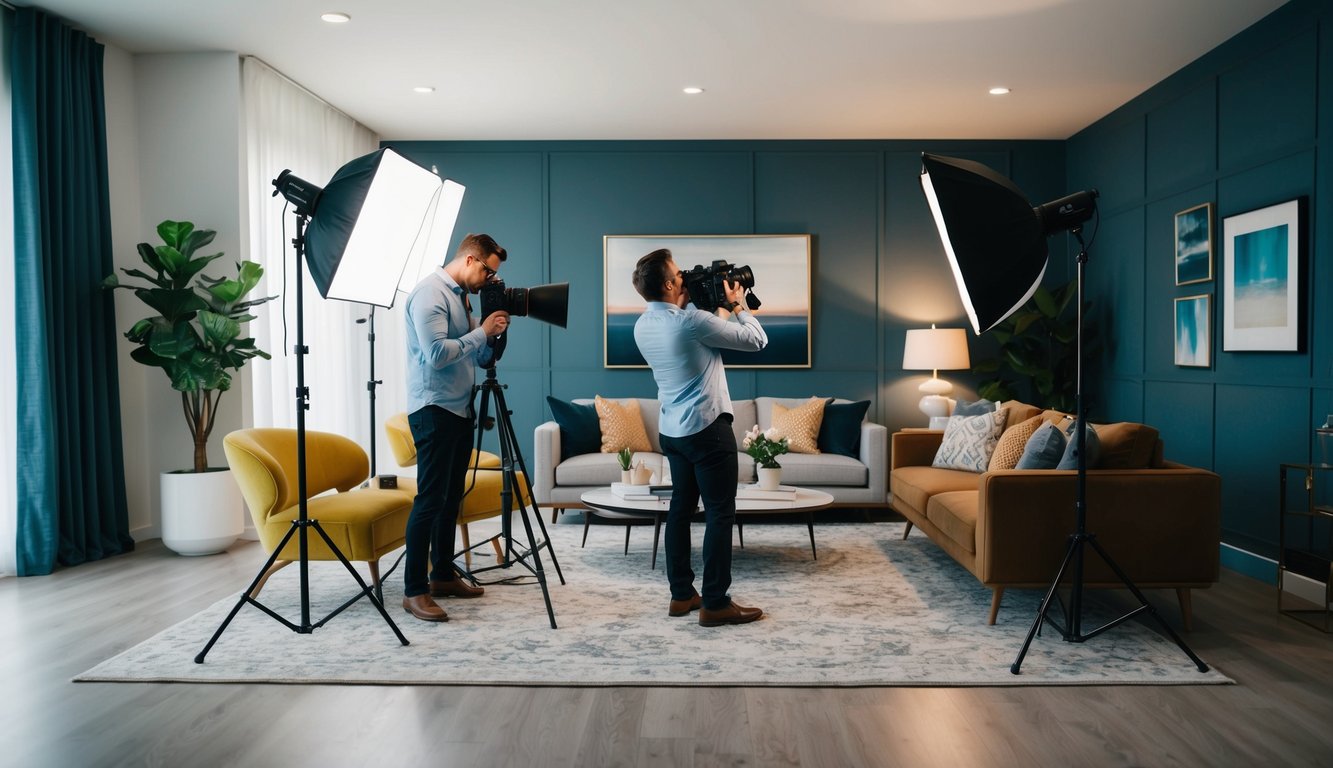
[476,259,497,279]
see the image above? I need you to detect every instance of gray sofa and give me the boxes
[533,396,889,513]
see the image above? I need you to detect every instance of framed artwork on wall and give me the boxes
[1174,202,1213,285]
[1222,198,1305,352]
[603,234,812,368]
[1174,294,1211,367]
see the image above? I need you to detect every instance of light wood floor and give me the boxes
[3,525,1333,768]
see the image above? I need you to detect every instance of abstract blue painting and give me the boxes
[1174,203,1213,285]
[1174,294,1211,367]
[1223,199,1303,352]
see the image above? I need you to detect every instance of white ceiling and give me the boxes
[22,0,1289,141]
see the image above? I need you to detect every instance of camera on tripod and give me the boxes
[682,260,762,312]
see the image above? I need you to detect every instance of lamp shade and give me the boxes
[902,327,970,372]
[919,153,1048,335]
[301,148,463,308]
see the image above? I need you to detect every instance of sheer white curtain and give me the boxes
[243,57,409,476]
[1,8,17,576]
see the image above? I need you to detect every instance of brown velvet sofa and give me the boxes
[889,411,1221,627]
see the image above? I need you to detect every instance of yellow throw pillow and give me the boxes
[771,397,827,454]
[988,414,1043,471]
[594,396,652,453]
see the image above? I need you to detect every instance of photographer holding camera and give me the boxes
[401,233,510,622]
[631,248,768,627]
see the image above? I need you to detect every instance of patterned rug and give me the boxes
[77,521,1231,686]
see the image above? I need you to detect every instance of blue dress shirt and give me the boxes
[405,268,493,418]
[633,302,768,438]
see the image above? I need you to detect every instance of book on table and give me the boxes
[611,482,673,501]
[735,484,799,501]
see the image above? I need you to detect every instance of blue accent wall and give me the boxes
[1067,0,1329,560]
[385,140,1064,460]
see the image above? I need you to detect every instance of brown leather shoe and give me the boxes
[430,578,484,599]
[698,600,763,627]
[403,594,448,622]
[668,592,703,617]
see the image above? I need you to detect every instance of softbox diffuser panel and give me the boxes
[306,148,444,308]
[400,179,466,294]
[920,153,1048,334]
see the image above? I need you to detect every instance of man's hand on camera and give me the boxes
[722,279,746,311]
[482,311,510,338]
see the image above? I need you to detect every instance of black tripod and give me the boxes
[195,212,409,663]
[1011,229,1206,675]
[461,353,564,629]
[355,307,382,481]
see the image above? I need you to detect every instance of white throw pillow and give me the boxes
[932,410,1007,472]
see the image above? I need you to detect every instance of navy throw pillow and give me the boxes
[952,398,996,417]
[546,396,600,461]
[1016,422,1066,469]
[817,400,871,457]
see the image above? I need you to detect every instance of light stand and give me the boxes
[1009,228,1207,674]
[918,152,1207,675]
[459,338,565,629]
[356,306,381,480]
[196,212,408,662]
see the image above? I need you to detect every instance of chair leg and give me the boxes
[902,521,914,540]
[368,559,382,604]
[988,587,1004,625]
[461,523,473,568]
[1176,588,1193,631]
[490,537,503,564]
[250,559,292,598]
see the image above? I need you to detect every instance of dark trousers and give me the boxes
[403,405,474,598]
[659,414,737,611]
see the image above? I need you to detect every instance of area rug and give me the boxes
[77,521,1231,686]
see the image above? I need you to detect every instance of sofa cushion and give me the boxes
[932,410,1005,472]
[772,397,827,454]
[926,491,978,555]
[988,414,1043,471]
[555,451,666,486]
[771,452,867,486]
[890,465,980,518]
[1016,422,1066,469]
[1000,400,1043,425]
[595,396,652,453]
[730,399,757,447]
[1057,419,1101,470]
[1094,422,1161,469]
[545,396,601,460]
[818,400,870,457]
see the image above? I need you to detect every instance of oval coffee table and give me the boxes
[579,487,834,569]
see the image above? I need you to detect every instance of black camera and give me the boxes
[681,260,762,313]
[478,280,570,327]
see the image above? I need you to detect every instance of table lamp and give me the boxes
[902,325,970,426]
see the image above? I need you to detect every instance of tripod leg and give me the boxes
[196,521,302,663]
[1011,534,1081,675]
[494,385,565,584]
[1084,536,1209,672]
[308,521,409,646]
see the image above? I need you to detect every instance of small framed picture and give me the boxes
[1174,294,1211,368]
[1222,198,1305,352]
[1174,203,1213,285]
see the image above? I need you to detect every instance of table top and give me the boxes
[581,486,834,516]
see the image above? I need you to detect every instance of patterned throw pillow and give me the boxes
[594,396,652,453]
[771,397,827,454]
[932,410,1006,472]
[988,414,1044,471]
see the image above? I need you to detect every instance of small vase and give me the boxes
[620,469,633,484]
[757,466,782,490]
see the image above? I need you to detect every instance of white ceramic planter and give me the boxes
[161,468,244,556]
[757,466,782,490]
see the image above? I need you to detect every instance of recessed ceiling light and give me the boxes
[989,87,1011,95]
[413,86,435,94]
[321,12,351,23]
[683,87,705,95]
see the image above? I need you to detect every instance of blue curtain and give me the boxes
[12,8,131,575]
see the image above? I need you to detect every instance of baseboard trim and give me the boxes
[1221,542,1277,585]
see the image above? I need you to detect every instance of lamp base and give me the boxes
[918,394,954,420]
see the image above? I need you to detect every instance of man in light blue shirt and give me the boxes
[632,249,768,627]
[401,234,510,622]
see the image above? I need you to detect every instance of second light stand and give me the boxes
[356,307,382,481]
[1010,228,1208,675]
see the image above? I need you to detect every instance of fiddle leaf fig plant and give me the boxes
[104,220,276,473]
[973,279,1094,413]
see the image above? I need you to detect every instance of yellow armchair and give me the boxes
[384,412,531,566]
[223,428,413,596]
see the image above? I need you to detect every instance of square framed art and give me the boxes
[1174,202,1213,285]
[1174,294,1211,367]
[603,234,812,368]
[1222,198,1305,352]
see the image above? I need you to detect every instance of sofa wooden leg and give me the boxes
[901,521,913,540]
[988,587,1004,625]
[1176,588,1193,631]
[550,508,562,524]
